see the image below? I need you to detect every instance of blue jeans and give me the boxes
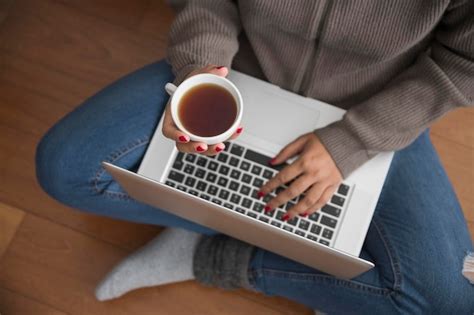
[36,61,474,314]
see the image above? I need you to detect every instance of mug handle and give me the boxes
[165,83,177,95]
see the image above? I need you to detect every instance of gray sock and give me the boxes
[95,228,201,301]
[193,234,256,290]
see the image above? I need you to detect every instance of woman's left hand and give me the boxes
[259,132,343,220]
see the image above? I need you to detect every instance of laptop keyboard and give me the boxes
[164,142,352,247]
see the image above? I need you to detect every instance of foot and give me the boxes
[95,228,201,301]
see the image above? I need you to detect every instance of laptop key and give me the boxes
[283,226,293,232]
[298,220,310,230]
[196,181,207,191]
[165,181,175,187]
[240,185,251,195]
[177,185,187,192]
[224,203,234,210]
[241,198,252,209]
[196,157,207,167]
[262,169,274,179]
[240,161,250,171]
[310,224,322,235]
[176,152,185,161]
[245,149,287,171]
[276,210,285,221]
[259,216,269,223]
[251,165,262,176]
[229,157,239,167]
[212,198,222,205]
[308,212,320,222]
[322,228,334,240]
[189,190,199,196]
[295,230,305,237]
[217,153,229,163]
[287,216,298,226]
[200,194,210,201]
[320,215,337,228]
[253,202,264,213]
[251,189,260,199]
[263,194,273,203]
[319,239,330,246]
[230,193,241,204]
[219,165,230,176]
[247,211,258,218]
[230,144,245,156]
[207,185,218,195]
[185,177,196,188]
[242,174,252,184]
[271,221,282,228]
[185,154,196,163]
[195,168,206,179]
[217,177,228,187]
[331,195,345,207]
[230,169,241,180]
[172,159,183,171]
[208,161,218,171]
[286,201,295,211]
[235,207,246,214]
[252,178,264,188]
[168,171,185,183]
[307,235,318,242]
[337,184,350,196]
[229,181,240,191]
[219,190,230,200]
[184,164,195,175]
[264,209,275,218]
[206,173,217,183]
[321,205,341,217]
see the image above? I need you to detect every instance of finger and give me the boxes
[271,135,307,165]
[264,175,313,211]
[259,162,303,196]
[285,182,326,219]
[305,184,338,215]
[176,142,208,154]
[162,104,189,143]
[229,126,243,140]
[202,143,226,156]
[204,65,229,77]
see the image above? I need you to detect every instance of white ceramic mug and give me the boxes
[165,74,243,145]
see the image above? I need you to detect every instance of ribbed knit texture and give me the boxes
[167,0,474,177]
[193,234,255,290]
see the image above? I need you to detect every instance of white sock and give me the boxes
[95,228,201,301]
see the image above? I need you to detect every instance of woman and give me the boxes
[36,0,474,313]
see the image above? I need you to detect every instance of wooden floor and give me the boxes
[0,1,472,314]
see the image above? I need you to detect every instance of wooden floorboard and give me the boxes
[0,213,306,315]
[0,0,472,314]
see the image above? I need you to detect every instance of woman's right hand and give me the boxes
[162,65,243,156]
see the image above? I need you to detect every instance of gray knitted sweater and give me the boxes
[167,0,474,177]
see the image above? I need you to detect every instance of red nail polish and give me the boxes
[196,145,205,152]
[215,146,223,152]
[282,214,290,221]
[178,135,188,142]
[216,66,225,69]
[264,205,272,212]
[301,212,308,217]
[257,191,265,198]
[269,158,276,165]
[236,127,243,134]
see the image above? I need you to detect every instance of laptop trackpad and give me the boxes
[242,90,320,147]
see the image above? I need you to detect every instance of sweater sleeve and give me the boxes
[314,0,474,178]
[167,0,241,84]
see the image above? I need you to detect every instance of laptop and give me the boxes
[103,70,393,279]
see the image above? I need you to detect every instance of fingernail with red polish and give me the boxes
[179,135,188,143]
[236,127,243,134]
[196,145,205,152]
[215,145,224,152]
[269,158,276,165]
[301,212,308,217]
[282,214,290,221]
[257,191,265,198]
[216,66,225,69]
[264,205,272,212]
